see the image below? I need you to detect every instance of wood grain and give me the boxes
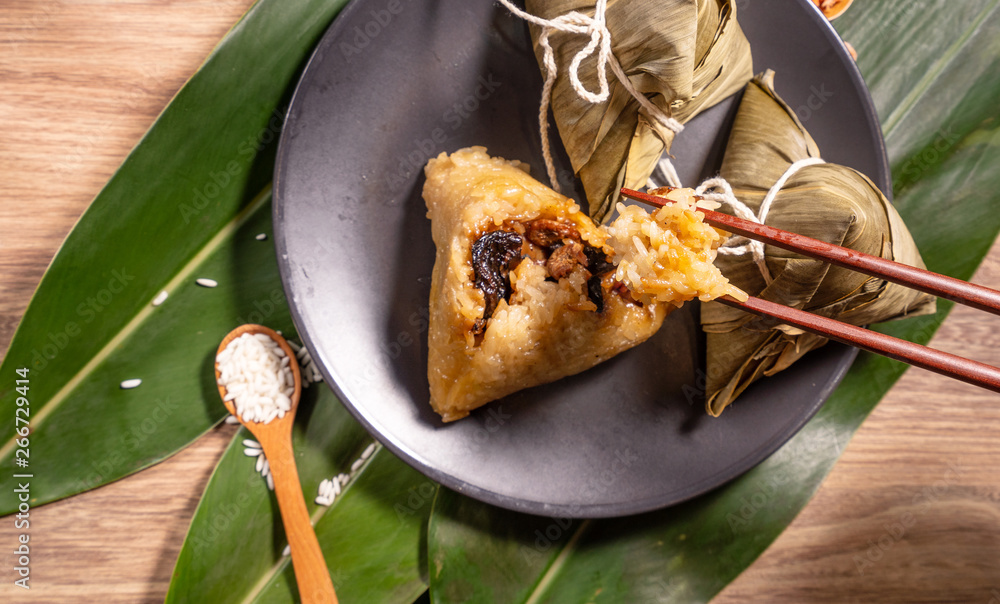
[1,1,998,603]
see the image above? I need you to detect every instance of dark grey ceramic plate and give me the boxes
[274,0,887,517]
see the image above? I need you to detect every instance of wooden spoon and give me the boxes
[216,324,337,604]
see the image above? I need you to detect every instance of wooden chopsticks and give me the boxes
[622,187,1000,315]
[620,187,1000,394]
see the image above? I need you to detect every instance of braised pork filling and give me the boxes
[470,217,621,334]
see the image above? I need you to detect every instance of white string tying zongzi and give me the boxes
[497,0,684,192]
[695,157,826,285]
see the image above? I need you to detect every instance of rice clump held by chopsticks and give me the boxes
[605,188,748,307]
[216,333,294,423]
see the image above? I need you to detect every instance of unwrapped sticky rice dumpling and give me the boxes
[422,147,668,421]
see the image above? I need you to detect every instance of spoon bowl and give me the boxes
[216,324,337,604]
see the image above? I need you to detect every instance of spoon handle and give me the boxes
[264,434,338,604]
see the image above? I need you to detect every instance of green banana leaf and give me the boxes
[166,383,432,603]
[428,1,1000,601]
[0,0,350,515]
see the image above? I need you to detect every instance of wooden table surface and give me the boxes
[2,1,999,602]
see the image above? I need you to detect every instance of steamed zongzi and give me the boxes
[701,71,936,415]
[524,0,753,223]
[423,147,667,421]
[423,147,741,421]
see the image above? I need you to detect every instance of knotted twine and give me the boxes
[497,0,684,193]
[498,1,826,285]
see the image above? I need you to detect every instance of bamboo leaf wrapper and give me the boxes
[702,70,937,415]
[524,0,753,223]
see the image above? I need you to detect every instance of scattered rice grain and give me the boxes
[196,278,218,288]
[120,378,142,389]
[361,443,377,460]
[152,291,169,306]
[256,233,268,241]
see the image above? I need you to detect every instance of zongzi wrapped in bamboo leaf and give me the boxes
[702,70,936,415]
[524,0,753,223]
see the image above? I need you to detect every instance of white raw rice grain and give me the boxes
[256,233,268,241]
[282,544,291,557]
[244,447,262,457]
[255,453,265,473]
[216,332,295,424]
[224,415,240,425]
[361,443,377,460]
[266,473,274,491]
[120,378,142,389]
[288,340,323,386]
[315,475,347,507]
[196,278,218,288]
[243,439,261,449]
[152,291,169,306]
[261,458,270,477]
[350,458,365,473]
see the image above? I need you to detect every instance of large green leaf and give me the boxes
[0,0,349,514]
[166,383,432,603]
[429,1,1000,601]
